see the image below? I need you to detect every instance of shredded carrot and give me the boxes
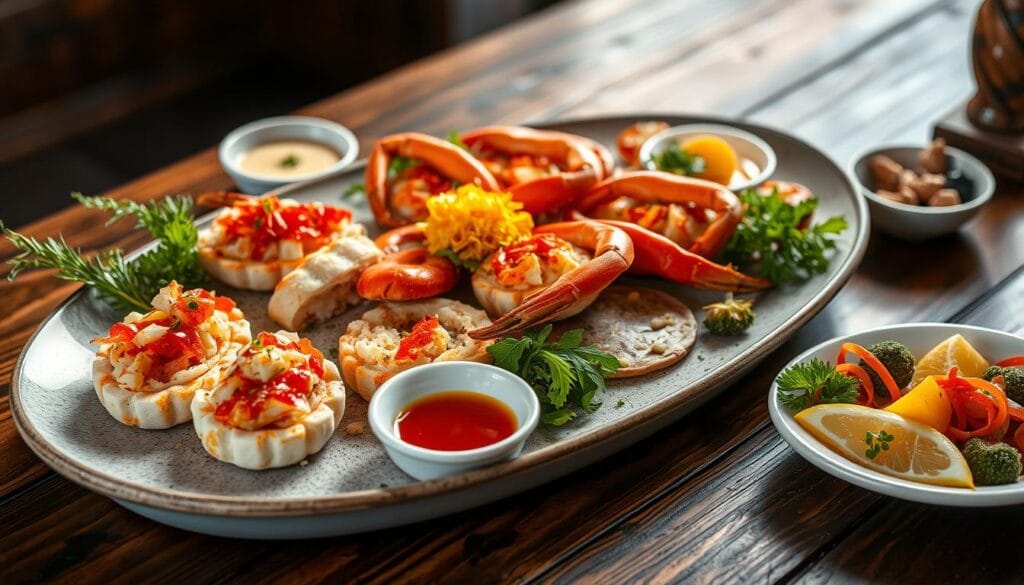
[836,362,875,407]
[938,367,1009,441]
[997,356,1024,368]
[836,342,902,401]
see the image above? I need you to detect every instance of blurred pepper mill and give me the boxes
[966,0,1024,132]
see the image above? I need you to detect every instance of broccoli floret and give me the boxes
[859,340,915,398]
[982,366,1024,404]
[702,293,754,335]
[963,438,1022,486]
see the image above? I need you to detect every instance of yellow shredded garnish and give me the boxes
[421,184,534,265]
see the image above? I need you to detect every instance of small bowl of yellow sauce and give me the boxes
[219,116,359,194]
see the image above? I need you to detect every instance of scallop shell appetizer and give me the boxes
[267,230,384,331]
[197,194,359,291]
[191,331,345,470]
[91,282,251,429]
[338,299,494,401]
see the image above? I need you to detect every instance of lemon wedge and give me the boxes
[795,403,973,488]
[912,334,989,386]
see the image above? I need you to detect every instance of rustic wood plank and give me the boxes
[538,259,1024,585]
[0,0,1006,583]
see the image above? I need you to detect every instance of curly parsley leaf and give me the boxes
[488,325,619,425]
[4,193,204,313]
[721,187,848,285]
[776,357,859,412]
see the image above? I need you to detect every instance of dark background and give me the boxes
[0,0,558,228]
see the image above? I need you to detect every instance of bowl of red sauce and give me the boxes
[368,362,540,480]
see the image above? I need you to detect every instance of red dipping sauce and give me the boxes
[394,391,517,451]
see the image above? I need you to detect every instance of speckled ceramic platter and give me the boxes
[11,115,869,538]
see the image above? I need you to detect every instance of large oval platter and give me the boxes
[11,115,869,538]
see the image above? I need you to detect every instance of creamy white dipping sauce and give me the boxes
[239,140,340,177]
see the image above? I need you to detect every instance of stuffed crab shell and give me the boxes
[338,299,493,401]
[197,193,358,290]
[191,331,345,470]
[471,233,591,318]
[91,282,251,429]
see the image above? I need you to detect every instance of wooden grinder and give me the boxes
[935,0,1024,179]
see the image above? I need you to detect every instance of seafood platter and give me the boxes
[9,115,867,538]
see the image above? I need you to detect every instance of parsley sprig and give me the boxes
[776,357,859,412]
[652,143,706,176]
[721,188,847,285]
[3,193,204,313]
[488,326,620,425]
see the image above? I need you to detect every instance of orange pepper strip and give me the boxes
[836,363,875,407]
[997,356,1024,368]
[836,342,902,400]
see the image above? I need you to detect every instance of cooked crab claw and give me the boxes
[577,170,743,259]
[366,132,499,228]
[468,220,633,339]
[459,126,612,217]
[597,218,770,293]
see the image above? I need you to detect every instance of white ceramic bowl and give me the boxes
[769,322,1024,507]
[638,123,777,191]
[849,144,995,241]
[218,116,359,194]
[368,362,541,481]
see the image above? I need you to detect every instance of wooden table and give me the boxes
[3,0,1022,582]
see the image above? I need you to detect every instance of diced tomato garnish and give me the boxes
[213,295,236,312]
[491,233,567,276]
[216,195,351,260]
[395,315,441,362]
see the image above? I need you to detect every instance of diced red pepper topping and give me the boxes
[214,332,325,427]
[491,233,567,276]
[395,315,442,362]
[215,195,351,260]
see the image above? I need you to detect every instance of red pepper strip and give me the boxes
[1015,424,1024,451]
[836,342,902,400]
[939,368,1009,440]
[836,363,875,407]
[1007,399,1024,422]
[997,356,1024,368]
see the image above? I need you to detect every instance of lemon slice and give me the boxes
[680,135,738,185]
[911,334,989,386]
[795,403,973,488]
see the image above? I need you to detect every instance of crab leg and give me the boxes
[599,219,770,292]
[366,132,499,228]
[468,220,633,339]
[578,171,743,259]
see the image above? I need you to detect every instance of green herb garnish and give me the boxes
[435,248,479,271]
[447,131,469,151]
[776,357,859,412]
[341,182,365,199]
[721,187,848,285]
[652,143,706,176]
[488,326,620,425]
[3,193,204,313]
[279,154,300,168]
[864,430,894,460]
[388,156,418,178]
